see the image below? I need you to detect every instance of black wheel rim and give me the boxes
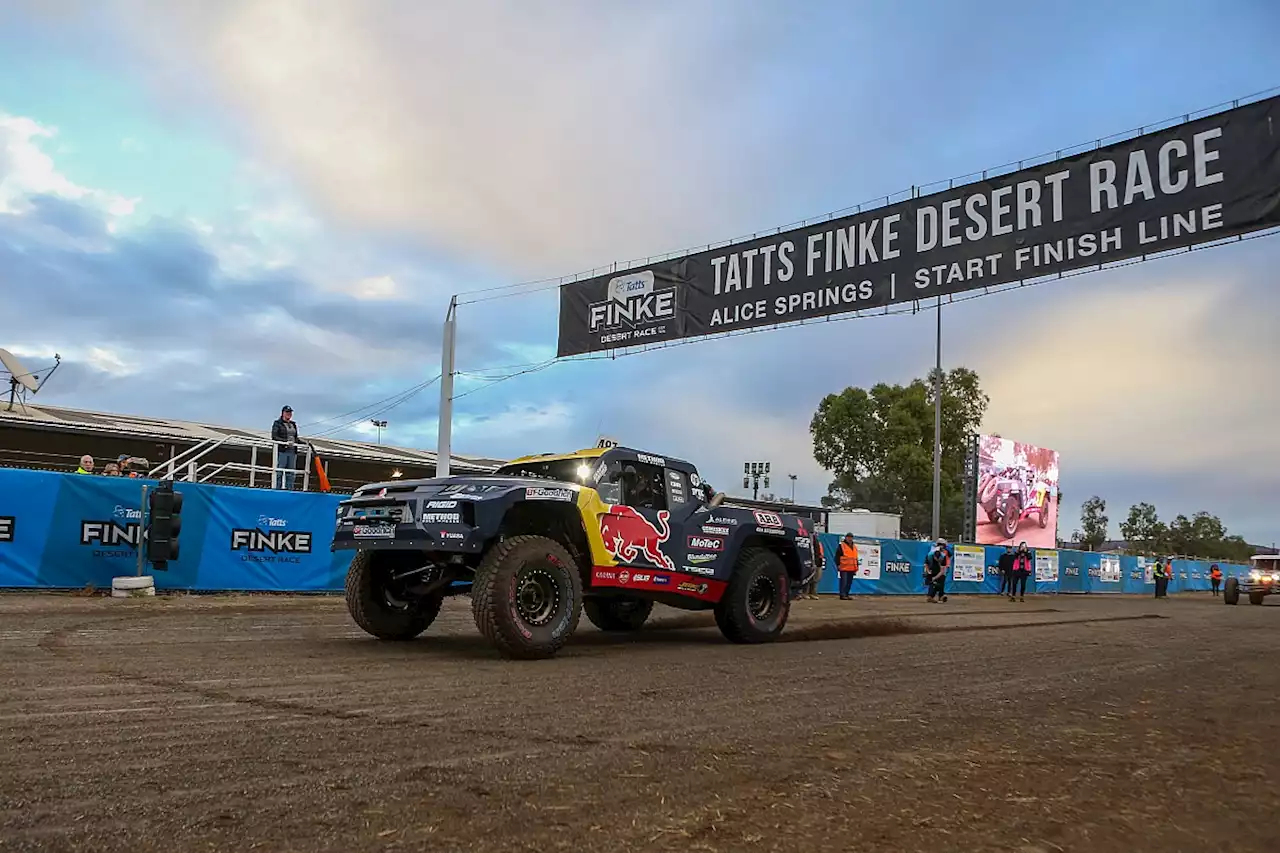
[515,564,560,626]
[747,574,779,623]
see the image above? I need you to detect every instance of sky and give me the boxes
[0,0,1277,544]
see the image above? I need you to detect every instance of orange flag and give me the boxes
[313,453,331,492]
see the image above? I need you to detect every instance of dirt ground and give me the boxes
[2,589,1278,853]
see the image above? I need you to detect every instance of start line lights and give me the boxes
[146,479,184,570]
[744,460,770,490]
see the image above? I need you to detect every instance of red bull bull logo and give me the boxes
[599,506,674,570]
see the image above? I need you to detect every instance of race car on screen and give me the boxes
[330,444,817,659]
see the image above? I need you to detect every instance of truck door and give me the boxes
[596,460,678,573]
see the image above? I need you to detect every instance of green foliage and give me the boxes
[810,367,989,538]
[1078,496,1108,550]
[1120,503,1257,561]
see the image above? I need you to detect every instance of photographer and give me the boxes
[925,538,950,603]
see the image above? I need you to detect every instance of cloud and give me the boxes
[0,112,138,219]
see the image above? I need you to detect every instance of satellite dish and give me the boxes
[0,349,61,412]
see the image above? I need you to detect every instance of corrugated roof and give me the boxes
[0,401,506,472]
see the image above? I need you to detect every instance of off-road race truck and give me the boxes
[331,444,817,659]
[1224,554,1280,606]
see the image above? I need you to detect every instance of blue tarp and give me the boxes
[0,469,1252,593]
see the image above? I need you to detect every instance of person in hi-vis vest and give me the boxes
[837,533,859,600]
[1210,564,1222,597]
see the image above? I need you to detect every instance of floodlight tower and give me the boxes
[743,461,771,500]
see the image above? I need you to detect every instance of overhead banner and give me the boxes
[558,95,1280,356]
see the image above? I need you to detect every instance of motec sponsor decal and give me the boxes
[0,515,13,543]
[687,535,724,552]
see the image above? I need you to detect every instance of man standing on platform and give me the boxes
[837,533,859,600]
[272,405,300,490]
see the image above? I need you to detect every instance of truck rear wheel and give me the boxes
[345,550,444,640]
[1224,577,1239,605]
[715,547,791,644]
[1249,589,1266,606]
[471,535,582,660]
[584,596,653,632]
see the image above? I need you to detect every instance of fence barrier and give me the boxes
[0,469,1254,593]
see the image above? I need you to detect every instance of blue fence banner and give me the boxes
[0,469,1256,594]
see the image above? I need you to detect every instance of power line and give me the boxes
[299,375,445,430]
[307,375,443,439]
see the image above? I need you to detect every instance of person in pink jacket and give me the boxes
[1008,541,1033,602]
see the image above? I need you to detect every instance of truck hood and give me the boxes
[349,475,583,502]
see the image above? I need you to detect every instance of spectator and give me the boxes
[102,461,120,476]
[997,545,1015,596]
[271,405,300,490]
[836,533,859,600]
[804,533,825,599]
[1009,541,1032,602]
[75,454,94,474]
[1210,564,1222,597]
[1153,556,1169,599]
[925,538,950,603]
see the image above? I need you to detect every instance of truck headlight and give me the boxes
[1251,571,1263,581]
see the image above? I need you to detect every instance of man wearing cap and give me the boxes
[271,405,300,490]
[925,538,951,603]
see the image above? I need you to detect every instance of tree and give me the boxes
[1119,502,1162,553]
[810,367,989,539]
[1078,496,1108,551]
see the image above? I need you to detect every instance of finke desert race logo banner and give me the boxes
[558,96,1280,356]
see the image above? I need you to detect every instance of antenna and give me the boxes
[0,349,62,413]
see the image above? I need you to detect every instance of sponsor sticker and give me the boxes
[593,461,608,483]
[651,574,671,586]
[422,512,462,524]
[594,569,617,581]
[353,523,396,539]
[439,531,465,540]
[690,473,701,487]
[637,453,666,467]
[618,570,631,585]
[687,535,724,552]
[708,515,739,526]
[425,500,458,509]
[686,553,717,565]
[526,487,574,501]
[754,526,787,536]
[684,564,716,577]
[701,525,731,536]
[754,511,782,528]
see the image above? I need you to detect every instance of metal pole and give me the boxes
[249,445,258,488]
[436,296,458,478]
[137,484,148,577]
[931,296,943,541]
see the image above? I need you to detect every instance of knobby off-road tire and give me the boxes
[1249,589,1266,606]
[471,535,582,660]
[1224,577,1239,605]
[345,550,444,640]
[584,596,654,632]
[715,547,791,644]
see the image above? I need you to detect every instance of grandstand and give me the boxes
[0,402,504,492]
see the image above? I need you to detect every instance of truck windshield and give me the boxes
[493,459,594,485]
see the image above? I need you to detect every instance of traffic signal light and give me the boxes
[146,480,183,570]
